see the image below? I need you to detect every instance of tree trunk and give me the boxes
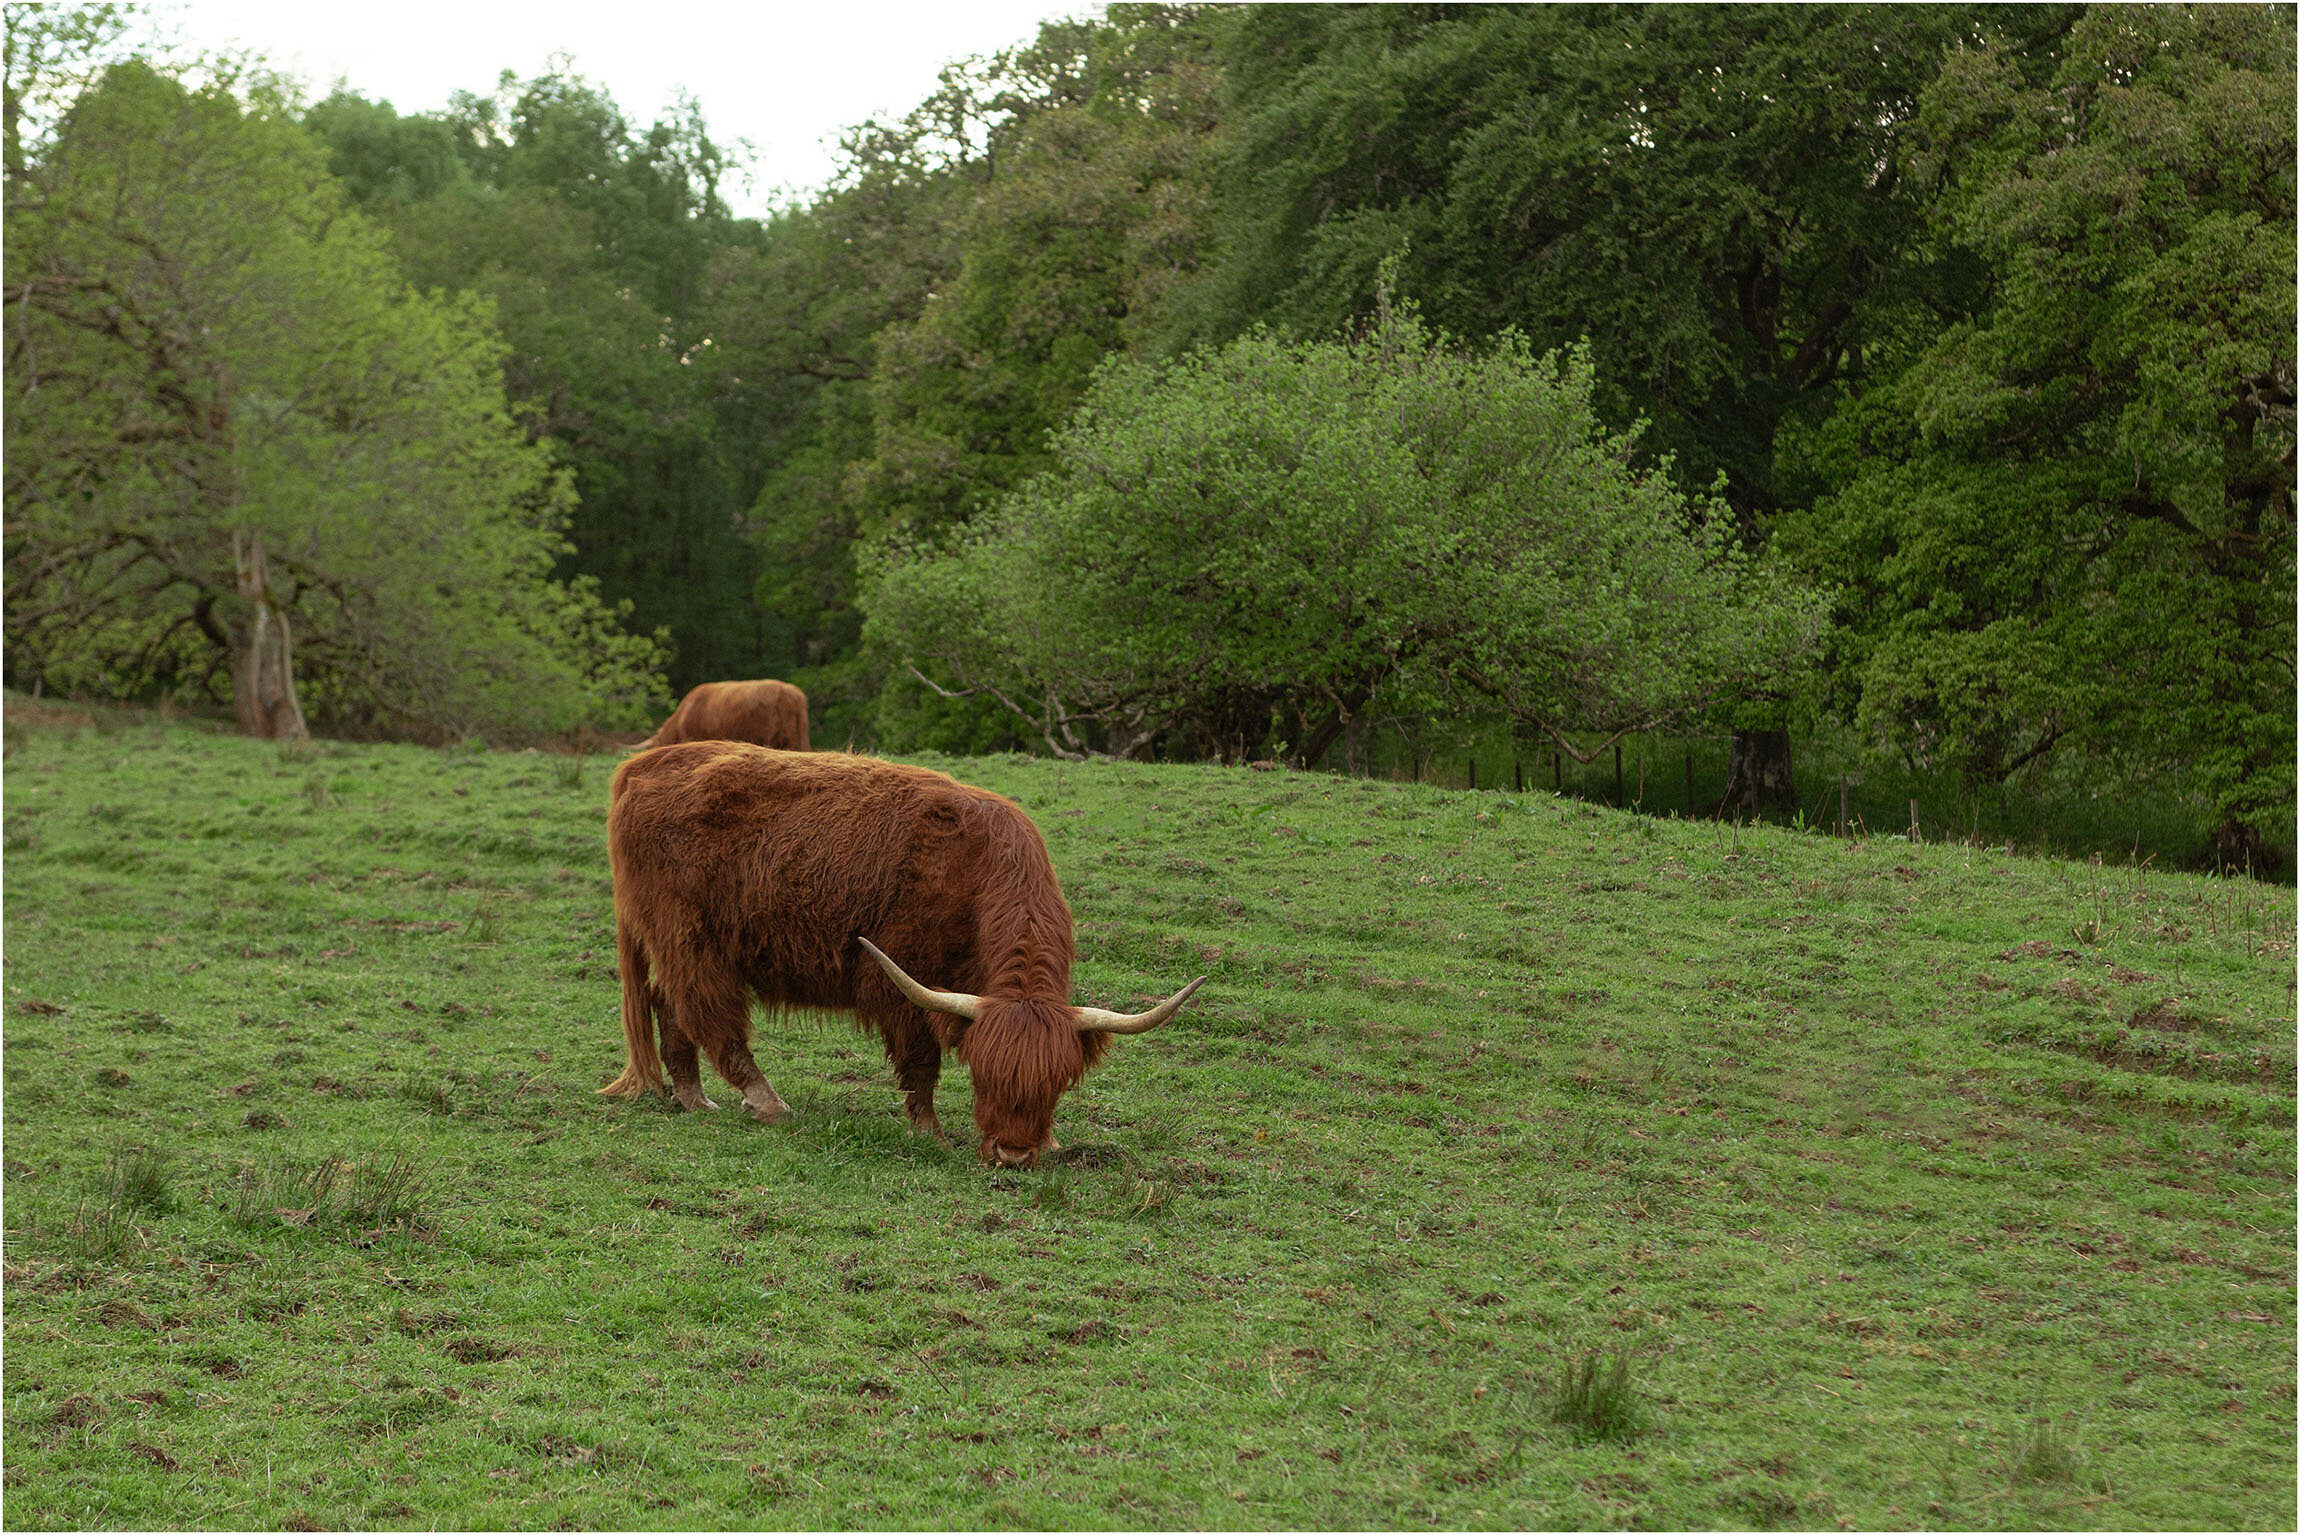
[2213,817,2262,877]
[232,529,307,740]
[1293,688,1370,771]
[1717,728,1794,818]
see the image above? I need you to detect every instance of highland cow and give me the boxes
[600,744,1204,1166]
[637,679,809,751]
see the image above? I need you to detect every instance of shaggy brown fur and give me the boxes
[602,744,1156,1164]
[638,679,809,751]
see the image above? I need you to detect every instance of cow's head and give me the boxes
[858,937,1204,1167]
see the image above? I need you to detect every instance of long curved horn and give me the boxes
[856,936,983,1020]
[1073,974,1209,1035]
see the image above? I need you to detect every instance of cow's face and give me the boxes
[961,999,1089,1168]
[855,936,1200,1171]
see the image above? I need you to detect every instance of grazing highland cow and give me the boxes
[600,744,1204,1166]
[637,679,810,751]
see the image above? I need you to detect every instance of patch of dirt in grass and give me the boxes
[2128,997,2203,1032]
[443,1336,516,1364]
[48,1394,102,1428]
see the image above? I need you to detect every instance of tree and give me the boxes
[1778,5,2295,867]
[863,310,1826,764]
[687,7,1222,744]
[850,5,1221,542]
[4,61,666,739]
[1178,2,2079,804]
[308,72,768,690]
[701,88,976,689]
[4,1,134,179]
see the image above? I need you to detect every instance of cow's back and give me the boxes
[608,744,1036,1011]
[654,680,809,750]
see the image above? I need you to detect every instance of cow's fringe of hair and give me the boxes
[961,999,1100,1151]
[599,916,665,1097]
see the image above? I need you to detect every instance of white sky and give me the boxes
[138,1,1098,215]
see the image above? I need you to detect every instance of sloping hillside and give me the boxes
[4,700,2292,1528]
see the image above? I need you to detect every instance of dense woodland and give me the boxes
[4,3,2292,870]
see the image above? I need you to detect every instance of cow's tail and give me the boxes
[599,912,664,1098]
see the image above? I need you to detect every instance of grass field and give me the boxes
[2,695,2293,1530]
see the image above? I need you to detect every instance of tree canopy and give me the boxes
[1177,3,2080,515]
[4,3,2288,869]
[864,309,1827,765]
[4,59,664,739]
[1775,3,2295,861]
[306,69,766,690]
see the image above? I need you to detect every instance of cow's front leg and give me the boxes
[903,1089,946,1145]
[885,1015,948,1143]
[708,1036,793,1125]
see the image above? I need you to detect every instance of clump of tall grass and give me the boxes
[226,1151,431,1234]
[344,1152,429,1226]
[51,1199,140,1267]
[1124,1105,1186,1161]
[98,1143,176,1216]
[465,890,505,945]
[2013,1414,2087,1485]
[23,1144,177,1271]
[1550,1347,1646,1442]
[396,1074,455,1116]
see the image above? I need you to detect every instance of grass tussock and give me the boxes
[226,1152,430,1234]
[1551,1348,1645,1442]
[2014,1413,2088,1486]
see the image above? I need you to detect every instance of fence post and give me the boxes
[1614,743,1624,808]
[1553,752,1562,792]
[1514,760,1523,794]
[1469,758,1477,791]
[1909,798,1920,843]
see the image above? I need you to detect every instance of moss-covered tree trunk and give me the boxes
[1718,728,1795,819]
[231,529,306,740]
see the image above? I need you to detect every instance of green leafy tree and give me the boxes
[702,92,979,694]
[1188,4,2083,502]
[1179,2,2081,804]
[4,0,135,179]
[308,72,767,690]
[4,60,666,739]
[687,9,1222,746]
[851,4,1221,541]
[1780,4,2295,867]
[864,311,1826,763]
[298,88,469,206]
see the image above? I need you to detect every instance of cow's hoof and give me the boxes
[674,1091,718,1112]
[743,1096,793,1126]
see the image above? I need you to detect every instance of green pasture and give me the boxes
[2,696,2293,1530]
